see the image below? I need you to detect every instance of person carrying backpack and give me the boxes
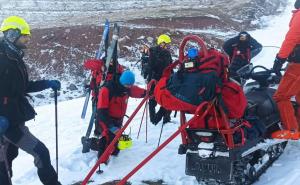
[223,31,262,82]
[0,16,61,185]
[84,59,124,136]
[96,70,146,158]
[148,34,173,125]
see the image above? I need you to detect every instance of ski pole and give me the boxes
[54,89,59,175]
[145,100,148,143]
[137,102,147,139]
[0,117,12,185]
[174,111,177,118]
[157,122,164,148]
[0,140,12,185]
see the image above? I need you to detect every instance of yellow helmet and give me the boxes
[157,34,171,45]
[117,134,133,150]
[0,16,30,35]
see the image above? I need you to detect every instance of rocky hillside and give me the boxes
[0,0,287,105]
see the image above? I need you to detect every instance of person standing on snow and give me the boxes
[96,70,146,158]
[271,0,300,139]
[147,34,173,125]
[0,16,61,185]
[223,31,262,82]
[140,44,150,80]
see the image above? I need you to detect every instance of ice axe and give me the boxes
[0,116,12,185]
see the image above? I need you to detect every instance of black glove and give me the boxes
[273,56,286,76]
[47,80,61,91]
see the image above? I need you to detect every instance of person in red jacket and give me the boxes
[84,59,125,99]
[96,70,146,158]
[83,59,124,135]
[271,0,300,139]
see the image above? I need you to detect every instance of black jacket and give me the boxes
[147,45,172,81]
[0,39,50,125]
[223,34,262,61]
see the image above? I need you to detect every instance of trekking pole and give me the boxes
[0,117,12,185]
[174,111,177,118]
[145,100,148,143]
[137,101,147,139]
[157,122,164,148]
[0,139,12,185]
[54,89,59,175]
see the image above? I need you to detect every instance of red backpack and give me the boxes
[154,35,247,119]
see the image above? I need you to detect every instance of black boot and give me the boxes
[163,116,171,124]
[153,108,165,125]
[163,110,171,124]
[149,99,157,124]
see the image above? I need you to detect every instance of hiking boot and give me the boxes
[163,116,171,124]
[112,148,120,156]
[271,130,300,140]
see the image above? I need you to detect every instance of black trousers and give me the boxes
[149,98,171,124]
[0,123,60,185]
[229,59,249,83]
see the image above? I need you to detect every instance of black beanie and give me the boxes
[295,0,300,9]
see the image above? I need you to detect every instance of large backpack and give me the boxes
[154,35,230,113]
[154,35,247,119]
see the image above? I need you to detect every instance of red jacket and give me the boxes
[278,9,300,59]
[97,81,145,127]
[84,59,124,97]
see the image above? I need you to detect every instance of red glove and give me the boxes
[83,59,104,71]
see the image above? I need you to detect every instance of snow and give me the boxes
[9,0,300,184]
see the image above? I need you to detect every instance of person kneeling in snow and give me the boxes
[96,70,146,158]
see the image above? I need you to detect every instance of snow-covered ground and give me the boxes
[11,0,300,184]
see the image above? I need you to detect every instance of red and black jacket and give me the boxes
[96,80,145,130]
[84,59,124,98]
[223,33,262,63]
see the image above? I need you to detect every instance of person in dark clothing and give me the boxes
[96,70,145,159]
[147,34,173,125]
[140,45,150,80]
[223,31,262,82]
[0,16,61,185]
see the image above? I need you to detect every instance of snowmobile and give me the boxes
[182,65,289,185]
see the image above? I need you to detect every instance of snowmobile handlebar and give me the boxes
[239,65,281,86]
[179,35,208,62]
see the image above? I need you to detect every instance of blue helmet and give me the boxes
[119,70,135,86]
[0,116,9,136]
[187,48,199,59]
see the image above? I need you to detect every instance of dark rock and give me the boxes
[35,94,45,99]
[68,84,78,91]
